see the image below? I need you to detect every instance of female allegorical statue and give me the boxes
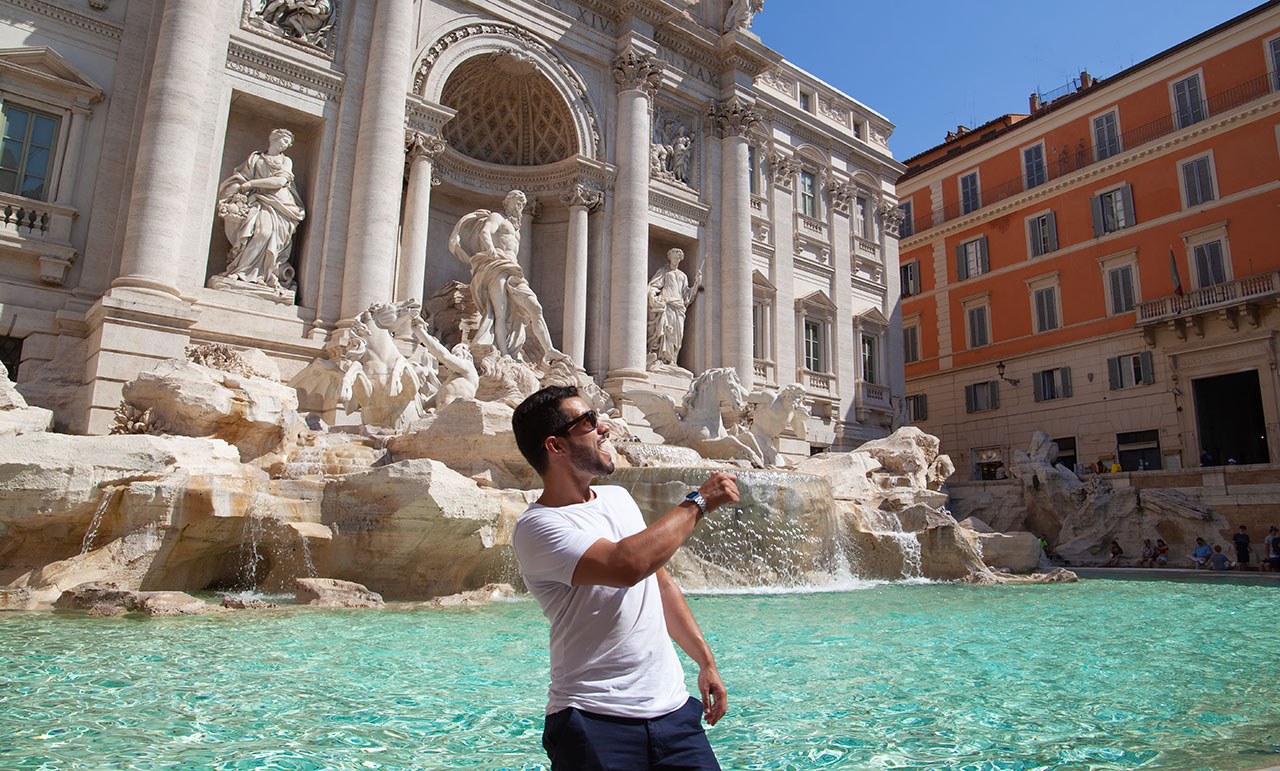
[212,128,306,295]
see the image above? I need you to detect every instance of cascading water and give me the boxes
[77,487,120,558]
[236,494,269,590]
[857,506,924,580]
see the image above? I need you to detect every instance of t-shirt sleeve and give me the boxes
[513,512,600,586]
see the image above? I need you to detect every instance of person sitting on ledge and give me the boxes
[1104,539,1123,567]
[1154,538,1169,567]
[1139,539,1156,568]
[1209,545,1234,571]
[1191,538,1212,569]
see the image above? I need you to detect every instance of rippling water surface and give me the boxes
[2,578,1279,770]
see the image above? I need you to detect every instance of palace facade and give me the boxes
[0,0,904,453]
[898,2,1280,476]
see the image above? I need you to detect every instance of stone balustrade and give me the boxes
[0,191,78,286]
[1136,270,1279,325]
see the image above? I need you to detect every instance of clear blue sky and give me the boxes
[752,1,1265,161]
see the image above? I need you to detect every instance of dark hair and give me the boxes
[512,385,579,475]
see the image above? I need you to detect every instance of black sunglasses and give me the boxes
[553,409,599,436]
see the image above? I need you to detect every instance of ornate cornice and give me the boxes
[434,149,613,197]
[1,0,123,45]
[561,181,604,210]
[613,45,663,95]
[649,187,710,226]
[707,95,760,138]
[226,42,344,102]
[404,96,455,136]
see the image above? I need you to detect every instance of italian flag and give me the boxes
[1170,247,1184,297]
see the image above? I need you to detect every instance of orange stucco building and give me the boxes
[897,1,1280,478]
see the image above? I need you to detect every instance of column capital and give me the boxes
[405,130,448,163]
[561,181,604,211]
[828,180,853,215]
[707,95,761,138]
[767,150,801,191]
[613,45,663,96]
[877,198,905,237]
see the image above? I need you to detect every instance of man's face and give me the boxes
[557,397,613,477]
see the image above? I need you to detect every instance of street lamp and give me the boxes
[996,361,1020,386]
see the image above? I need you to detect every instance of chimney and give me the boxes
[1029,92,1041,112]
[1080,70,1093,89]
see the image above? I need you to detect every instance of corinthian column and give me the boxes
[114,0,219,297]
[710,95,762,387]
[396,131,446,302]
[340,0,414,319]
[561,182,603,366]
[607,45,662,386]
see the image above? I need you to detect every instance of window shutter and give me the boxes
[956,244,968,280]
[1061,366,1072,397]
[989,380,1000,409]
[1107,356,1122,390]
[1120,184,1135,225]
[919,394,928,421]
[1090,195,1103,237]
[1032,371,1043,402]
[964,384,975,413]
[1028,218,1042,257]
[979,236,990,273]
[1108,269,1123,314]
[1140,351,1155,385]
[1046,212,1058,251]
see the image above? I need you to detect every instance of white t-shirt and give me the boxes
[512,485,689,718]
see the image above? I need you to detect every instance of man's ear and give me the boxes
[544,434,566,459]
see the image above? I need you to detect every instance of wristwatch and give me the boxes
[683,490,709,518]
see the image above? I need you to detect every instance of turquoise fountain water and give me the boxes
[3,578,1279,770]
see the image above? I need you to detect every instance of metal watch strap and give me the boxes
[683,490,708,518]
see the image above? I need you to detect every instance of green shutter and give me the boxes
[964,384,975,413]
[1033,371,1043,402]
[1107,356,1122,390]
[919,394,928,421]
[956,244,968,280]
[989,380,1000,409]
[1046,212,1058,251]
[1090,195,1104,237]
[979,236,989,273]
[1061,366,1072,398]
[1139,351,1155,385]
[1120,184,1135,226]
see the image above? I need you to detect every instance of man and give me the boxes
[1232,525,1251,570]
[511,385,738,770]
[1191,537,1212,569]
[1263,525,1280,572]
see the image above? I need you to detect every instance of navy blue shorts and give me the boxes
[541,696,720,770]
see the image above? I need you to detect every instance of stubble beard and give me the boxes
[568,435,614,478]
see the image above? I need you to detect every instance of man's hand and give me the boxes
[697,472,739,513]
[698,664,727,726]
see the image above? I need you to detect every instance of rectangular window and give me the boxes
[1023,144,1047,189]
[1053,436,1078,472]
[1028,212,1058,257]
[861,335,878,384]
[1117,429,1161,472]
[752,301,765,360]
[1108,264,1136,313]
[854,195,868,238]
[1033,366,1072,402]
[799,171,816,218]
[0,104,60,201]
[1193,240,1226,287]
[1173,74,1205,129]
[1034,286,1059,332]
[903,324,920,364]
[1091,184,1135,236]
[1181,156,1215,207]
[1094,111,1121,160]
[906,394,927,422]
[964,380,1000,413]
[898,200,914,238]
[1107,351,1155,389]
[955,236,989,279]
[960,172,981,214]
[803,319,824,372]
[900,261,920,296]
[1272,38,1280,90]
[800,90,813,113]
[748,146,758,196]
[967,304,990,348]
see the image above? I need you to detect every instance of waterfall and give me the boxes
[77,487,120,557]
[858,507,924,580]
[236,494,269,590]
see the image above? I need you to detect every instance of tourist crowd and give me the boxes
[1101,525,1280,571]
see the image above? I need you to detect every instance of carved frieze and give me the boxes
[757,68,794,97]
[650,104,697,189]
[614,45,663,95]
[241,0,339,56]
[767,151,802,191]
[707,96,761,138]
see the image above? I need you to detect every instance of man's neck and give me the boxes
[536,469,597,508]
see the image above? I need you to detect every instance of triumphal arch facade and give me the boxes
[0,0,904,451]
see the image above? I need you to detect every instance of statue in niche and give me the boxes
[744,383,811,467]
[725,0,764,31]
[289,300,446,431]
[651,118,694,186]
[647,248,702,369]
[257,0,334,48]
[448,189,567,368]
[211,128,306,301]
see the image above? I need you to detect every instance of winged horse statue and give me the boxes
[625,367,765,467]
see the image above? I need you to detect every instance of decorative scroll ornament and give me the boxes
[767,151,802,191]
[560,181,603,210]
[878,199,906,237]
[405,131,448,163]
[613,46,663,95]
[707,96,761,138]
[254,0,336,49]
[828,181,854,215]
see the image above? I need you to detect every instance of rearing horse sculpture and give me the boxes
[626,368,765,467]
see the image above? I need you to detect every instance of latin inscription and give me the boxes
[654,46,717,87]
[537,0,616,35]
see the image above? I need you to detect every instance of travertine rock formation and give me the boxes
[0,366,52,436]
[295,577,384,609]
[385,398,540,489]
